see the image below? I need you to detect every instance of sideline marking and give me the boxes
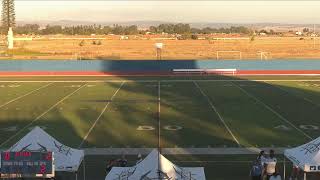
[231,82,312,140]
[0,72,319,77]
[193,81,241,147]
[158,81,161,151]
[1,79,320,83]
[0,83,87,148]
[0,83,53,109]
[79,81,125,148]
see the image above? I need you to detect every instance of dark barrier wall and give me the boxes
[0,60,320,72]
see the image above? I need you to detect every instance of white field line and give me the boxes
[79,81,125,148]
[231,82,312,140]
[193,81,241,147]
[268,82,320,108]
[174,160,285,164]
[159,80,320,82]
[0,83,53,109]
[0,80,155,83]
[237,74,320,76]
[157,81,161,169]
[0,73,320,77]
[1,79,320,83]
[0,83,88,148]
[158,81,161,150]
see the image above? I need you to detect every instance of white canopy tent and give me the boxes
[105,149,206,180]
[1,126,84,172]
[285,137,320,179]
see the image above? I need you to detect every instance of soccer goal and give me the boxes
[216,51,242,60]
[257,51,270,60]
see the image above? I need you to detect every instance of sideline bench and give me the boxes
[173,69,237,75]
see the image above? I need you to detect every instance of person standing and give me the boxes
[257,150,267,166]
[264,150,277,180]
[250,160,263,180]
[269,170,282,180]
[289,165,300,180]
[118,154,128,167]
[136,153,143,164]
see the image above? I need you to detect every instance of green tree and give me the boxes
[15,24,40,34]
[149,26,157,33]
[1,0,15,31]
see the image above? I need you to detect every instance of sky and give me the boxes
[15,1,320,24]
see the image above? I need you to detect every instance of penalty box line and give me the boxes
[79,81,125,148]
[193,81,241,147]
[0,82,54,109]
[0,83,88,148]
[231,82,312,140]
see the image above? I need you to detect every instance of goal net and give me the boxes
[216,51,242,60]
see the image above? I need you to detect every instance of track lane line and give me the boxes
[231,82,312,140]
[193,81,241,147]
[0,82,54,109]
[0,83,88,148]
[79,81,125,148]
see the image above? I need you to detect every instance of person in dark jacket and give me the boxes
[250,160,263,180]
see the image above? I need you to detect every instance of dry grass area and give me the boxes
[1,36,320,60]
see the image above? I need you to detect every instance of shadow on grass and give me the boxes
[92,75,320,148]
[0,72,320,179]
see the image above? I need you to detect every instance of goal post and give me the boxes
[216,51,242,60]
[257,51,270,60]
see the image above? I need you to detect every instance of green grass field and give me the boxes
[0,75,320,179]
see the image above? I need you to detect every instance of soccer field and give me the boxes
[0,75,320,150]
[1,75,320,179]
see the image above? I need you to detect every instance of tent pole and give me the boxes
[83,158,86,180]
[76,171,78,180]
[283,155,286,180]
[304,172,306,180]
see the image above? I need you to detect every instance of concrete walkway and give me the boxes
[83,147,287,155]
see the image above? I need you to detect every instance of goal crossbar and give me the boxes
[216,51,242,60]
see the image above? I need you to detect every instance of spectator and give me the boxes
[250,160,263,180]
[118,154,128,167]
[257,150,267,166]
[269,170,282,180]
[136,153,143,164]
[289,165,300,180]
[264,149,277,180]
[106,159,116,171]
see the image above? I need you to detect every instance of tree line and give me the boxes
[151,24,251,34]
[0,23,252,35]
